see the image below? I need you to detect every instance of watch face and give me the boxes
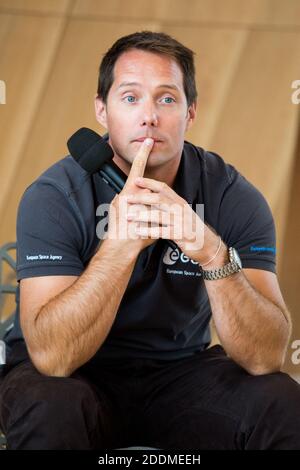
[232,248,242,269]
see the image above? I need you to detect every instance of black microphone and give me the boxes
[67,127,177,251]
[67,127,127,193]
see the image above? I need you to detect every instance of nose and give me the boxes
[140,101,158,127]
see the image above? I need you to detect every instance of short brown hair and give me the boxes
[97,31,197,107]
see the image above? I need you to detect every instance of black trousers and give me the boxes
[1,344,300,450]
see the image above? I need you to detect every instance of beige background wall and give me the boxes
[0,0,299,376]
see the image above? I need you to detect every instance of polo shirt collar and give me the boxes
[173,141,202,207]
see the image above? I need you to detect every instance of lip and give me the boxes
[133,138,163,143]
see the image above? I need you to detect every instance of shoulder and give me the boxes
[23,156,90,199]
[183,140,253,207]
[17,156,96,251]
[18,156,96,223]
[183,140,239,190]
[183,140,274,229]
[16,157,96,275]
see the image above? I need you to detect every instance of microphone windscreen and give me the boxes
[67,127,114,174]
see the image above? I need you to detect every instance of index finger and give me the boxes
[125,138,154,187]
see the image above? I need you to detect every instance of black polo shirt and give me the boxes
[5,140,276,361]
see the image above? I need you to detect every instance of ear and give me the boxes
[185,102,197,131]
[95,95,108,129]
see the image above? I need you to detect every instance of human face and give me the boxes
[95,49,196,179]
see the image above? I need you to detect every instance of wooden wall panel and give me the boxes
[281,146,300,377]
[204,31,300,194]
[0,0,72,14]
[0,12,12,43]
[0,13,69,243]
[194,30,300,259]
[72,0,300,27]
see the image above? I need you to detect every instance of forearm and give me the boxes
[123,175,291,375]
[204,246,291,375]
[30,239,139,377]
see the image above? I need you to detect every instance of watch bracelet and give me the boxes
[202,262,241,280]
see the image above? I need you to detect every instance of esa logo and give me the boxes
[163,247,199,266]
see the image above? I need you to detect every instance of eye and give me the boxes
[124,95,136,103]
[161,96,175,104]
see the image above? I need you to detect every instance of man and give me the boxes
[0,31,300,450]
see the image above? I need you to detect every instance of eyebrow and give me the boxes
[117,81,180,92]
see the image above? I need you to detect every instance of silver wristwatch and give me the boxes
[202,247,242,281]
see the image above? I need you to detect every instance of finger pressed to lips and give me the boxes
[125,138,154,185]
[133,140,162,144]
